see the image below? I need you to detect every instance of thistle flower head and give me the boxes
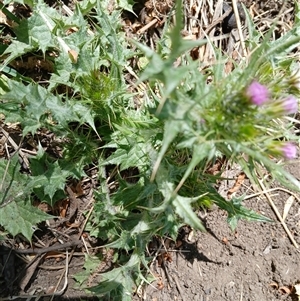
[246,81,269,106]
[281,143,297,160]
[282,95,298,115]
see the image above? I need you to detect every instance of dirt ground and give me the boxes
[2,155,299,301]
[1,0,299,300]
[139,156,300,301]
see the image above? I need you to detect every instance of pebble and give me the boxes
[223,2,246,32]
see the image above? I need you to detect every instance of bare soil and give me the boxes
[139,157,300,301]
[2,157,299,301]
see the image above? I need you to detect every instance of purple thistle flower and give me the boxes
[246,81,269,106]
[282,95,298,114]
[281,143,297,159]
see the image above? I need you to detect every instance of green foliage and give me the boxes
[0,199,50,242]
[88,253,148,300]
[0,155,51,241]
[0,0,299,299]
[30,148,73,204]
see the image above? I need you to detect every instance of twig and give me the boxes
[19,255,44,291]
[258,179,299,249]
[124,65,148,91]
[79,204,94,238]
[0,252,69,300]
[149,248,190,253]
[14,240,82,254]
[66,186,79,221]
[20,148,37,155]
[172,273,186,301]
[62,4,94,35]
[160,255,172,286]
[50,204,94,301]
[81,237,89,255]
[137,18,158,35]
[39,262,83,270]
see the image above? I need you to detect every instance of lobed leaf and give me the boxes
[0,200,51,241]
[172,195,206,231]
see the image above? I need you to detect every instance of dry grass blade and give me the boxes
[244,187,300,203]
[50,204,94,299]
[198,3,232,39]
[49,251,69,300]
[232,0,247,57]
[258,179,299,249]
[282,195,295,221]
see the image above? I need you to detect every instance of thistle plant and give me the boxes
[0,0,299,300]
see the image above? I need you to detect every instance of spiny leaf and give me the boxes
[71,103,99,137]
[0,156,51,241]
[227,195,273,230]
[200,184,273,230]
[117,0,135,14]
[0,155,27,205]
[0,200,51,241]
[15,11,54,54]
[3,0,33,6]
[102,141,148,171]
[0,41,34,72]
[150,119,182,181]
[30,151,71,204]
[1,80,99,136]
[172,194,206,231]
[75,254,144,301]
[88,253,145,301]
[104,230,134,251]
[175,142,215,193]
[1,81,55,134]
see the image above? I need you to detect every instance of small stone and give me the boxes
[223,2,246,33]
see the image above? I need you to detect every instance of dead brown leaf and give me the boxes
[68,49,78,63]
[269,282,279,289]
[279,286,291,295]
[227,172,245,198]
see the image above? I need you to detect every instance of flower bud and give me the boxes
[281,143,297,160]
[246,81,269,106]
[282,95,298,115]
